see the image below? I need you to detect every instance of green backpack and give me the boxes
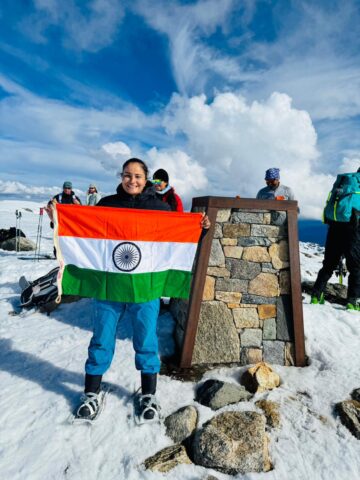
[323,172,360,223]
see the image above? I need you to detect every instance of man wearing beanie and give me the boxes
[152,168,184,212]
[256,168,295,200]
[52,181,82,205]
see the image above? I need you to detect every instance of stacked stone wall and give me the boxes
[172,207,296,366]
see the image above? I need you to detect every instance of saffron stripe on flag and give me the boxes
[58,236,198,274]
[62,265,193,303]
[57,204,202,242]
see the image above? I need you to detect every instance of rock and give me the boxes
[251,224,280,238]
[192,411,270,474]
[284,342,295,366]
[233,307,259,328]
[0,227,26,242]
[258,304,277,319]
[209,239,225,267]
[223,246,243,258]
[240,348,263,365]
[240,329,263,347]
[270,211,287,226]
[216,209,231,222]
[203,276,215,301]
[262,318,276,340]
[276,295,294,341]
[238,237,272,247]
[240,362,280,393]
[269,241,289,269]
[263,340,285,365]
[302,280,347,305]
[196,379,252,410]
[144,444,192,472]
[255,400,281,428]
[335,400,360,439]
[242,294,277,304]
[351,389,360,402]
[226,259,261,280]
[223,223,251,238]
[242,246,271,263]
[248,273,280,297]
[213,223,223,239]
[221,238,237,246]
[164,406,198,443]
[215,291,242,303]
[1,237,36,251]
[231,212,264,224]
[192,301,240,364]
[207,267,231,277]
[279,270,291,294]
[216,277,248,292]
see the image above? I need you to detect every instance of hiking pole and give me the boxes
[15,210,22,253]
[34,208,44,260]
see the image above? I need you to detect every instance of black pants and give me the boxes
[312,222,360,302]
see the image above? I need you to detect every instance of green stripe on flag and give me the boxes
[62,265,193,303]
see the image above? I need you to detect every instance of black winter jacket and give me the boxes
[97,182,171,211]
[53,191,82,204]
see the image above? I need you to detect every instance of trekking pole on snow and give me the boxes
[335,255,347,285]
[15,210,22,253]
[34,208,44,260]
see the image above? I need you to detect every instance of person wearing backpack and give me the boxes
[311,170,360,310]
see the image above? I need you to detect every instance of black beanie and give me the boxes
[153,168,169,183]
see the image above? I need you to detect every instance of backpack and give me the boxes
[19,267,59,309]
[323,172,360,223]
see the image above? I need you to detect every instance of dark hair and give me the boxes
[122,158,149,178]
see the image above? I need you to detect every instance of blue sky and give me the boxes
[1,0,360,217]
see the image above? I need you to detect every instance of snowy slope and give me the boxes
[0,199,359,480]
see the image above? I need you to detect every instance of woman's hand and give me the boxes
[200,212,211,229]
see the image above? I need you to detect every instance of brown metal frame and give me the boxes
[179,196,306,368]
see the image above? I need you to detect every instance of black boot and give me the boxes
[75,374,103,420]
[139,373,159,422]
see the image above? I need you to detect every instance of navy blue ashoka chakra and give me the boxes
[112,242,142,272]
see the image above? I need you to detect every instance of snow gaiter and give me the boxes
[85,373,102,393]
[141,373,157,395]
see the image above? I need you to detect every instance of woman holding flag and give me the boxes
[74,158,210,423]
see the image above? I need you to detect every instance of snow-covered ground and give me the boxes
[0,199,359,480]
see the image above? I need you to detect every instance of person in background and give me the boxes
[152,169,184,212]
[45,181,81,227]
[256,168,295,200]
[86,184,102,206]
[74,158,210,424]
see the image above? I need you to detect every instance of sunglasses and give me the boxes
[152,179,163,184]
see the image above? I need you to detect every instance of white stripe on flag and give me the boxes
[59,236,198,274]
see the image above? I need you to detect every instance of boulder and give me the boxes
[0,227,26,242]
[1,237,36,251]
[335,400,360,439]
[351,388,360,402]
[240,362,280,393]
[191,411,271,474]
[144,444,192,472]
[164,406,198,443]
[195,379,252,410]
[255,400,281,428]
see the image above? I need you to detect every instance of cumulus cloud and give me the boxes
[95,141,132,175]
[338,156,360,173]
[146,147,208,200]
[163,90,335,218]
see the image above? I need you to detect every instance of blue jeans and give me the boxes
[85,298,160,376]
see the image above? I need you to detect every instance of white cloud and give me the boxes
[21,0,125,52]
[95,141,132,175]
[163,90,335,218]
[338,156,360,173]
[146,147,208,200]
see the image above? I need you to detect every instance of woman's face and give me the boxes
[122,162,147,196]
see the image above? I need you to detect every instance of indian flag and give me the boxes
[54,204,202,303]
